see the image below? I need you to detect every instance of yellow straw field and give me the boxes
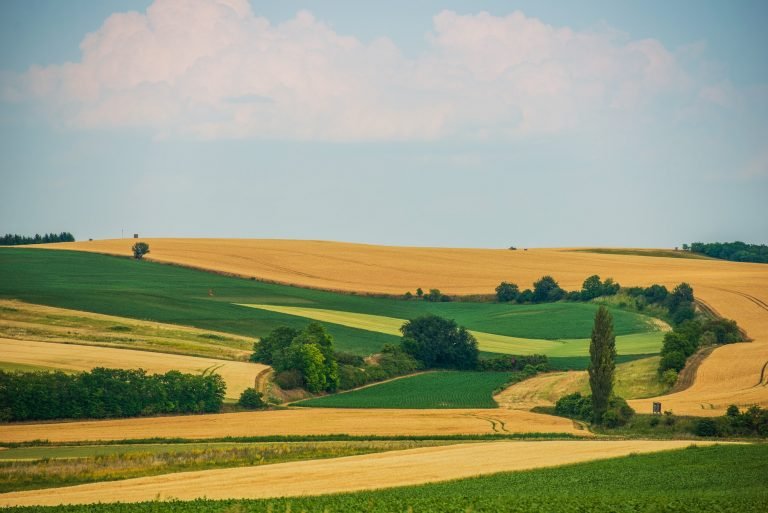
[0,408,585,444]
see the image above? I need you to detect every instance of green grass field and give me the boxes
[294,371,513,409]
[11,444,766,512]
[0,248,660,358]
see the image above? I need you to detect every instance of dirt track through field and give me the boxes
[0,339,267,399]
[32,239,768,415]
[0,440,719,506]
[0,408,585,444]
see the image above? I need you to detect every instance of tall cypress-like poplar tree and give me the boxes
[589,305,616,424]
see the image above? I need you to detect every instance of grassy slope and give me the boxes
[294,372,513,409]
[12,444,766,512]
[0,300,252,360]
[0,249,658,358]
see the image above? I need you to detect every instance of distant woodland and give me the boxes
[0,232,75,245]
[686,241,768,263]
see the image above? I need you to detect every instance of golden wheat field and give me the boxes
[0,440,717,506]
[37,238,768,415]
[0,338,267,399]
[0,407,585,444]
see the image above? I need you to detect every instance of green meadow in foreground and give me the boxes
[10,444,766,513]
[294,371,513,409]
[0,248,659,359]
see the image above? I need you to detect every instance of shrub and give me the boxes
[274,369,304,390]
[495,282,519,302]
[701,318,742,344]
[338,365,368,390]
[555,392,634,427]
[335,351,365,366]
[694,418,721,437]
[423,289,444,302]
[659,350,687,373]
[532,275,565,303]
[238,388,266,409]
[518,289,534,303]
[477,354,549,372]
[661,369,678,387]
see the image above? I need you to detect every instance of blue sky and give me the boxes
[1,0,766,247]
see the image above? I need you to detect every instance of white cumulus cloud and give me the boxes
[2,0,704,141]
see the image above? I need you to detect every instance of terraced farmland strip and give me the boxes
[240,304,663,356]
[0,440,721,506]
[0,409,586,444]
[0,300,252,360]
[0,339,267,399]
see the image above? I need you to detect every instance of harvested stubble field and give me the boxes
[0,338,267,399]
[0,408,585,444]
[34,239,767,416]
[0,440,718,507]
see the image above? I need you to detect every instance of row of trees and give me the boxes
[624,282,695,325]
[685,241,768,263]
[0,232,75,246]
[403,288,450,302]
[495,275,620,304]
[0,368,226,422]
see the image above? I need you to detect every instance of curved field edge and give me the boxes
[293,372,513,409]
[0,299,252,360]
[0,440,731,506]
[0,409,586,444]
[3,444,762,512]
[0,338,267,400]
[0,440,463,494]
[238,304,663,356]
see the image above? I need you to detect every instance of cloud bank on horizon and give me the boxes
[1,0,736,142]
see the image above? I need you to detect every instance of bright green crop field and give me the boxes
[9,444,766,512]
[294,371,513,409]
[0,248,662,360]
